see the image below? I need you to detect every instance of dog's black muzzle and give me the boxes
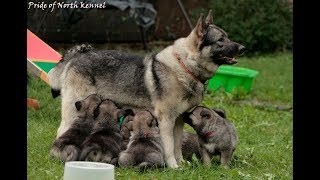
[214,42,246,65]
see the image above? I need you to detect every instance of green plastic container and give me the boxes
[207,65,259,94]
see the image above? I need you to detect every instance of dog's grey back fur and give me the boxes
[64,50,151,108]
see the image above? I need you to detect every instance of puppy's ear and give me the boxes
[151,118,158,127]
[124,109,134,116]
[146,117,152,127]
[182,112,192,124]
[75,101,82,111]
[93,107,100,119]
[213,108,226,118]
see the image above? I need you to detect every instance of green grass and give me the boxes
[27,52,292,179]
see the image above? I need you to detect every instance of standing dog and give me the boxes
[182,107,238,168]
[79,99,128,164]
[49,94,101,161]
[118,111,165,169]
[48,10,245,168]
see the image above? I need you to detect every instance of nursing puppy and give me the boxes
[49,94,101,161]
[182,107,237,168]
[79,99,130,164]
[119,110,135,151]
[49,10,245,168]
[118,111,165,169]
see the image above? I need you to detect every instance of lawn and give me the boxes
[27,51,292,179]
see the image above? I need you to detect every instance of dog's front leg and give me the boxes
[174,115,185,165]
[200,147,212,167]
[157,115,178,168]
[57,90,78,138]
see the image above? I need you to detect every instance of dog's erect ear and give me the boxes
[213,108,226,118]
[75,101,82,111]
[194,13,206,39]
[205,10,213,25]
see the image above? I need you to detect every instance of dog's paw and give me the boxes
[49,146,61,160]
[63,145,80,161]
[166,159,179,169]
[177,158,186,165]
[85,150,102,162]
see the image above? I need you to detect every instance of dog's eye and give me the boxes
[200,111,211,119]
[218,37,223,42]
[203,114,211,119]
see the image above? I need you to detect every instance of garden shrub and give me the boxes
[190,0,292,54]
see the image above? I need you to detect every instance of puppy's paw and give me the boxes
[63,145,80,161]
[176,158,186,165]
[85,150,102,162]
[49,146,61,160]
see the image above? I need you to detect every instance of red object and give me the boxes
[27,29,62,84]
[27,29,62,63]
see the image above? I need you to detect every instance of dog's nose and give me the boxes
[238,45,246,55]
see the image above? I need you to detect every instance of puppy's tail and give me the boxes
[48,44,94,98]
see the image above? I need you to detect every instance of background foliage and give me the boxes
[191,0,293,54]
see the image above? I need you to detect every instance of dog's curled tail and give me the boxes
[48,44,94,98]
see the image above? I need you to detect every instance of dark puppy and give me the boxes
[118,111,165,169]
[49,94,101,161]
[79,99,128,164]
[182,107,237,168]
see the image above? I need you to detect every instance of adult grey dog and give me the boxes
[48,10,245,168]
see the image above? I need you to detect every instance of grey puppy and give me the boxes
[118,111,165,169]
[49,94,101,162]
[49,10,245,168]
[119,110,135,151]
[182,106,237,168]
[79,99,128,165]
